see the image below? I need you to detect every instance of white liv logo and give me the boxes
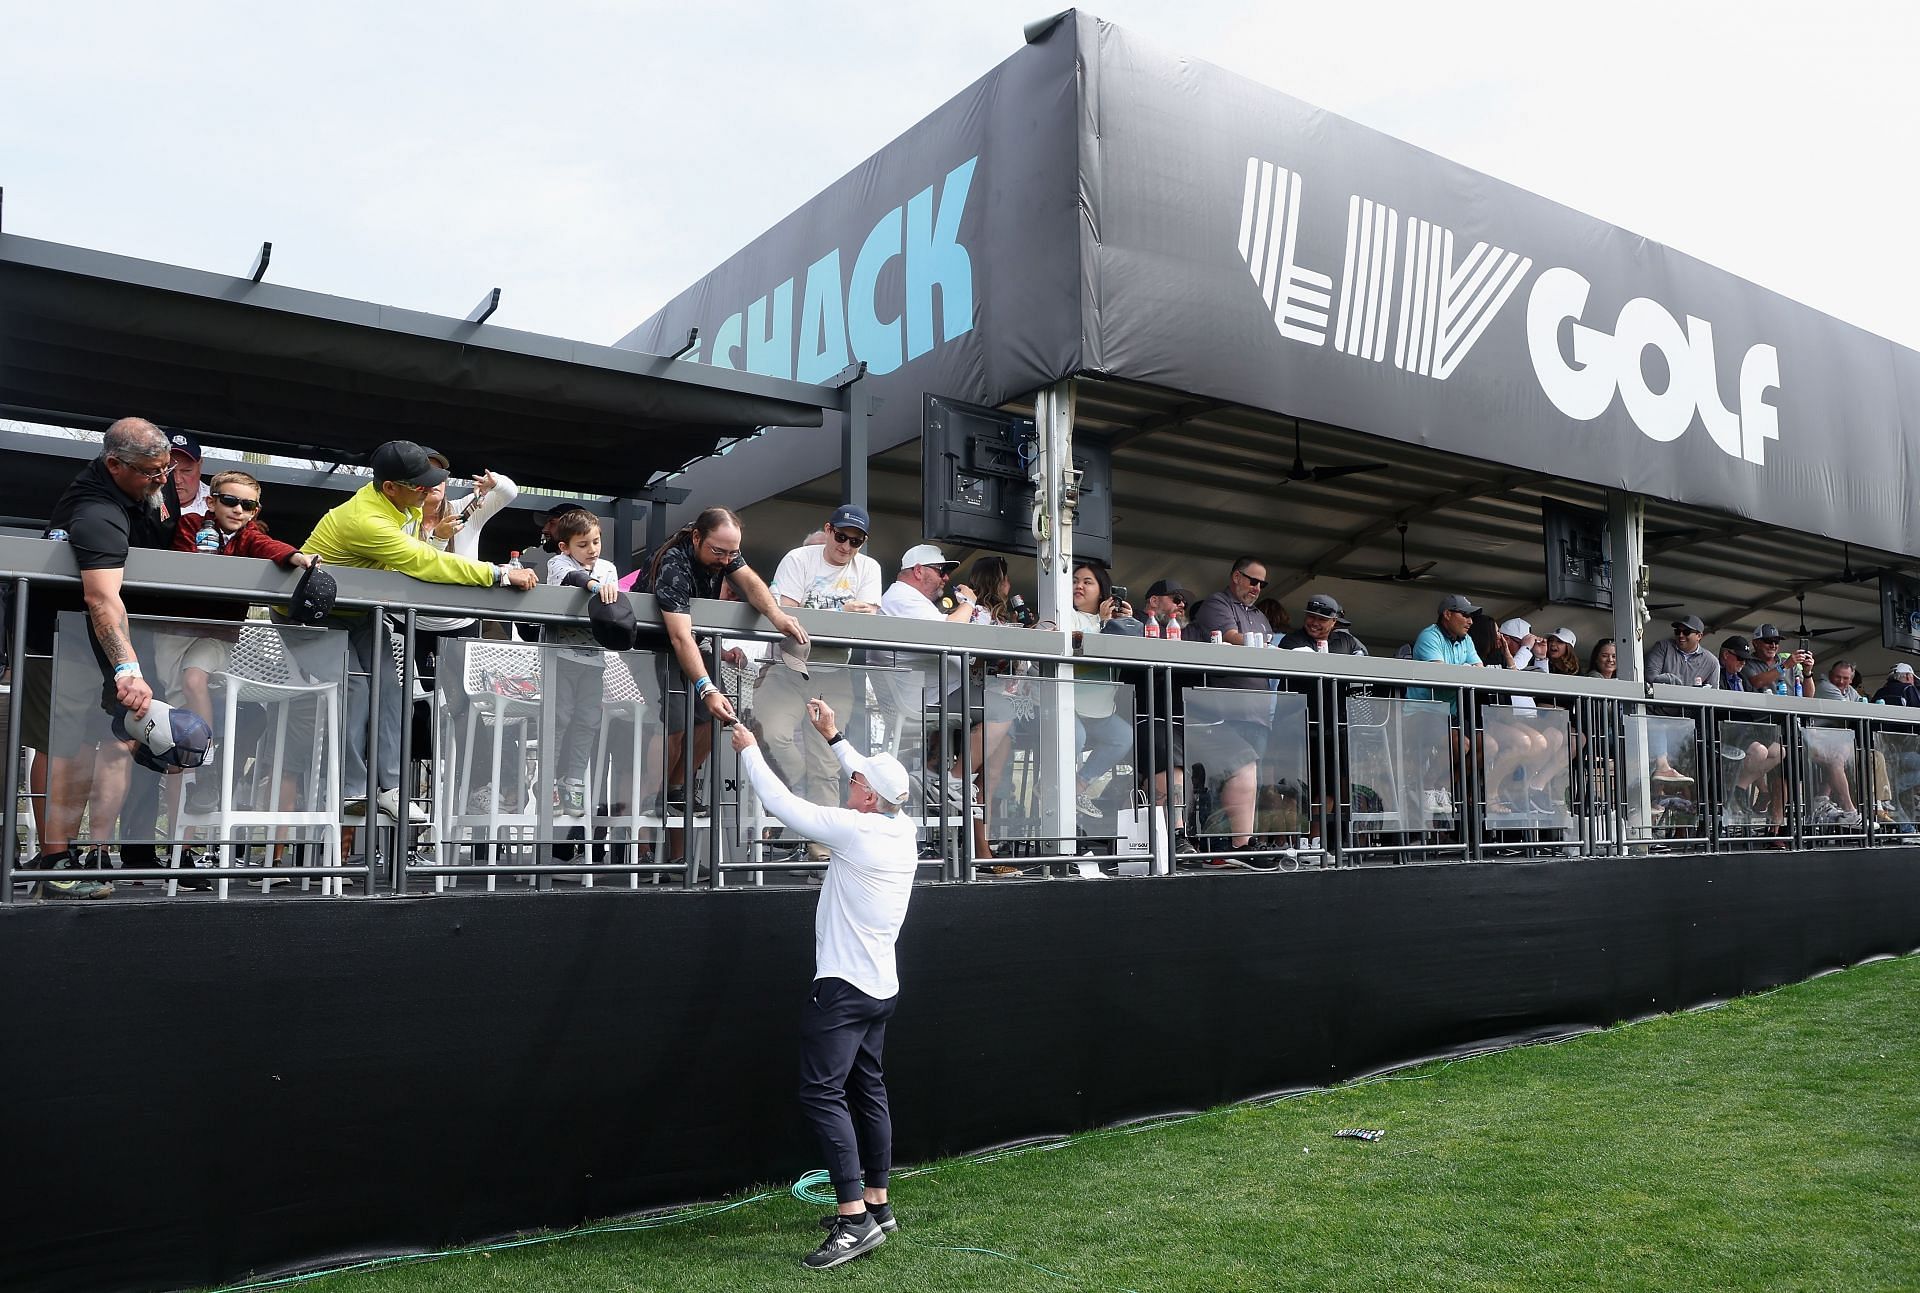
[1235,157,1532,381]
[1525,266,1780,466]
[1234,156,1783,465]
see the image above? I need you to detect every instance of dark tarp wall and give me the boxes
[7,852,1919,1292]
[618,17,1085,515]
[1070,16,1920,558]
[629,10,1920,559]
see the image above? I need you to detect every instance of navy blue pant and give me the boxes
[799,977,897,1205]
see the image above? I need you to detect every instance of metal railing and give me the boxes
[5,534,1918,903]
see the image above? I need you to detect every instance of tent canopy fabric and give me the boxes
[630,10,1920,560]
[0,233,838,496]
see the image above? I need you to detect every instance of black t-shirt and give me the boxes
[28,457,178,652]
[642,536,744,615]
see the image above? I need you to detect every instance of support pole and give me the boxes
[839,370,871,513]
[1032,380,1078,858]
[1607,491,1646,684]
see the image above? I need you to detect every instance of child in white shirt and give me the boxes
[545,509,621,816]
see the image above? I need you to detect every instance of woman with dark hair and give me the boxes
[1068,560,1133,819]
[1586,638,1618,680]
[964,555,1013,626]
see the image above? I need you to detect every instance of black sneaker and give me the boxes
[35,851,113,900]
[803,1213,885,1270]
[819,1205,897,1234]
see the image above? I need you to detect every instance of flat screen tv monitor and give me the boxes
[1881,571,1920,655]
[922,394,1111,563]
[1541,498,1613,609]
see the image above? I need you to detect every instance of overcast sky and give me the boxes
[6,2,1918,350]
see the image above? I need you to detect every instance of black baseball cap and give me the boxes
[1752,622,1784,643]
[1303,593,1350,626]
[1145,579,1193,603]
[287,558,338,625]
[370,440,449,488]
[829,504,871,533]
[1719,635,1755,661]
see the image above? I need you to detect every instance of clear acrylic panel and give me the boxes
[1715,718,1786,835]
[1478,703,1574,829]
[985,673,1072,845]
[1869,729,1920,833]
[1622,713,1701,840]
[1182,686,1309,843]
[55,611,348,857]
[1800,722,1864,834]
[1344,694,1455,831]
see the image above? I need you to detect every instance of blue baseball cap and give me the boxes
[167,431,202,461]
[829,504,870,534]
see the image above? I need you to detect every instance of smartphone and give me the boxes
[1110,585,1130,606]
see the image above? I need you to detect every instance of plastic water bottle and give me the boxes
[1166,617,1183,642]
[508,549,523,570]
[195,522,220,554]
[1143,613,1161,639]
[1775,680,1788,697]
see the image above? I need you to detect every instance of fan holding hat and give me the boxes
[300,440,540,822]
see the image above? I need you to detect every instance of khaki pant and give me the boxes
[753,663,855,807]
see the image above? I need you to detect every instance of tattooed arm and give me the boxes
[81,565,152,719]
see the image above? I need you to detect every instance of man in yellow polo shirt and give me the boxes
[305,440,538,819]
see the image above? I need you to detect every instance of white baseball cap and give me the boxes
[850,750,912,805]
[1497,617,1532,639]
[1893,663,1915,678]
[1550,626,1578,648]
[899,543,957,572]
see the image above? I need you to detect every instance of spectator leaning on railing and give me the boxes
[300,439,537,821]
[23,416,182,899]
[1873,663,1920,706]
[635,506,806,813]
[761,505,881,814]
[1644,614,1718,688]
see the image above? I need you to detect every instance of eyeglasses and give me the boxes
[830,529,867,548]
[211,492,261,512]
[702,541,742,562]
[118,458,174,482]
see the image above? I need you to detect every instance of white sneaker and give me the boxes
[1423,789,1454,815]
[376,787,430,823]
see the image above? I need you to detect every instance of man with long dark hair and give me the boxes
[638,507,806,815]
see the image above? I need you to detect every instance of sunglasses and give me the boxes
[830,529,867,548]
[1238,571,1267,588]
[211,492,261,512]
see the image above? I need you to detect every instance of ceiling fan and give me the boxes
[1812,542,1888,587]
[1351,522,1438,583]
[1790,590,1854,645]
[1270,419,1392,484]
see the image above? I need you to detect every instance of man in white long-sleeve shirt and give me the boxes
[730,700,919,1271]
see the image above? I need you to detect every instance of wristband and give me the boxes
[693,676,714,699]
[113,662,142,679]
[494,563,509,586]
[827,732,845,746]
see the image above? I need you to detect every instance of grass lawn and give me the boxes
[247,954,1920,1293]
